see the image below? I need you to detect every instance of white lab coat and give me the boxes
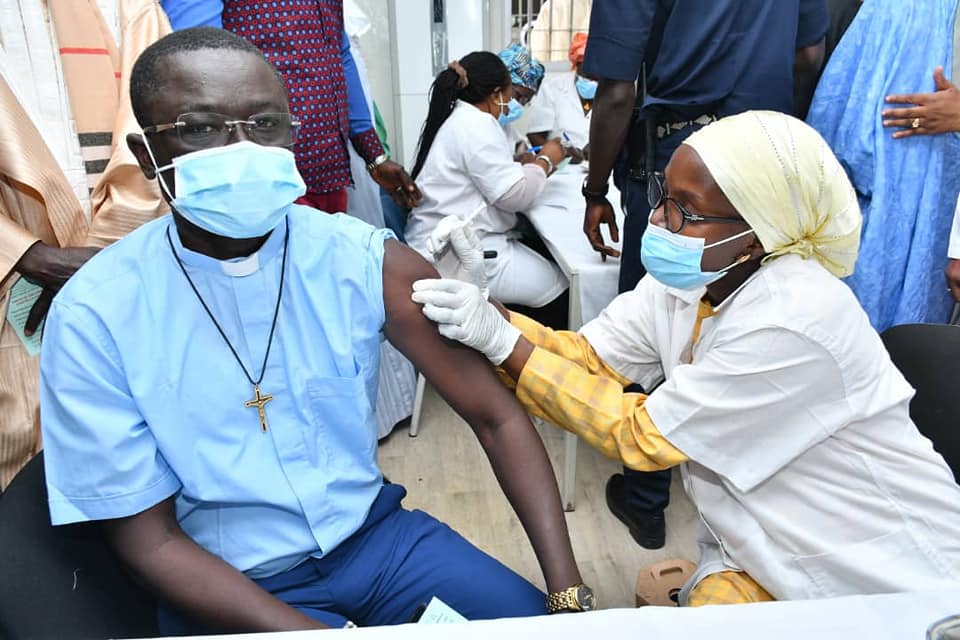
[581,254,960,601]
[406,100,566,307]
[525,71,590,149]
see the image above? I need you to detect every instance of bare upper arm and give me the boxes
[795,38,826,72]
[381,240,529,433]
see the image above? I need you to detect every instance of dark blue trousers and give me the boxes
[159,484,545,633]
[614,133,682,514]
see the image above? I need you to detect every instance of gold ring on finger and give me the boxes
[912,117,922,129]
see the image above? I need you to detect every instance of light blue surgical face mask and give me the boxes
[145,139,306,239]
[640,217,755,290]
[497,92,524,127]
[575,75,598,100]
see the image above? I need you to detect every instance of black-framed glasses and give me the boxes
[142,112,301,149]
[647,173,749,234]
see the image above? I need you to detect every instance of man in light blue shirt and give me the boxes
[39,27,587,633]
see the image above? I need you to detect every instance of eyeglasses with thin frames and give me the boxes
[142,111,301,150]
[647,173,749,234]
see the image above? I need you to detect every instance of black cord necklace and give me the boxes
[165,220,289,432]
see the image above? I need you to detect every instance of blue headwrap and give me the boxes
[497,43,545,92]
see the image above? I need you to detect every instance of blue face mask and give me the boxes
[575,76,598,100]
[640,218,755,290]
[146,140,307,239]
[497,93,525,127]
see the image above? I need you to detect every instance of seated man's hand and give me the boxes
[426,217,489,294]
[411,278,519,365]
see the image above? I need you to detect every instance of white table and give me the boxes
[182,589,960,640]
[524,169,625,511]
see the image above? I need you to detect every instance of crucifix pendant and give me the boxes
[244,384,274,432]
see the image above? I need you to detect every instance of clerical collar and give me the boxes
[166,217,286,277]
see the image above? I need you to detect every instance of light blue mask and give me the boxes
[147,140,307,239]
[575,76,598,100]
[640,219,755,290]
[498,94,525,127]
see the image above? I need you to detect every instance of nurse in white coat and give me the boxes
[406,52,568,310]
[413,111,960,605]
[526,32,595,161]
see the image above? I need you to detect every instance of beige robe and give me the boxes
[528,0,592,63]
[0,0,169,489]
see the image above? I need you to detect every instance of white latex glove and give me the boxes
[426,216,489,295]
[411,278,520,365]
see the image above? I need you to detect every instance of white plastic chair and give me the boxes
[408,372,427,438]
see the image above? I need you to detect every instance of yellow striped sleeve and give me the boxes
[514,345,687,471]
[499,312,632,387]
[687,571,775,606]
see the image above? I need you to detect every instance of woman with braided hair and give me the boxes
[406,52,569,317]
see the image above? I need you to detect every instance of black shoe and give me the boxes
[605,473,666,549]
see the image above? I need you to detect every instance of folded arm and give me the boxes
[102,497,324,632]
[383,240,581,593]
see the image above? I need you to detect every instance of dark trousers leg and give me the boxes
[618,174,671,514]
[617,177,648,294]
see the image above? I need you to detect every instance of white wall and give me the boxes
[352,0,398,159]
[446,0,485,60]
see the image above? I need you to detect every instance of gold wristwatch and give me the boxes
[546,583,597,613]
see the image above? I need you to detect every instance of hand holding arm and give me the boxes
[411,277,684,472]
[411,279,520,365]
[883,67,960,138]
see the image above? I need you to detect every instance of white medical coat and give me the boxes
[405,100,523,256]
[581,255,960,601]
[525,71,590,149]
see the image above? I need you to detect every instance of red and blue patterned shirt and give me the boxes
[161,0,385,195]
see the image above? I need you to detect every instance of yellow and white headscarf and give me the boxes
[684,111,861,278]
